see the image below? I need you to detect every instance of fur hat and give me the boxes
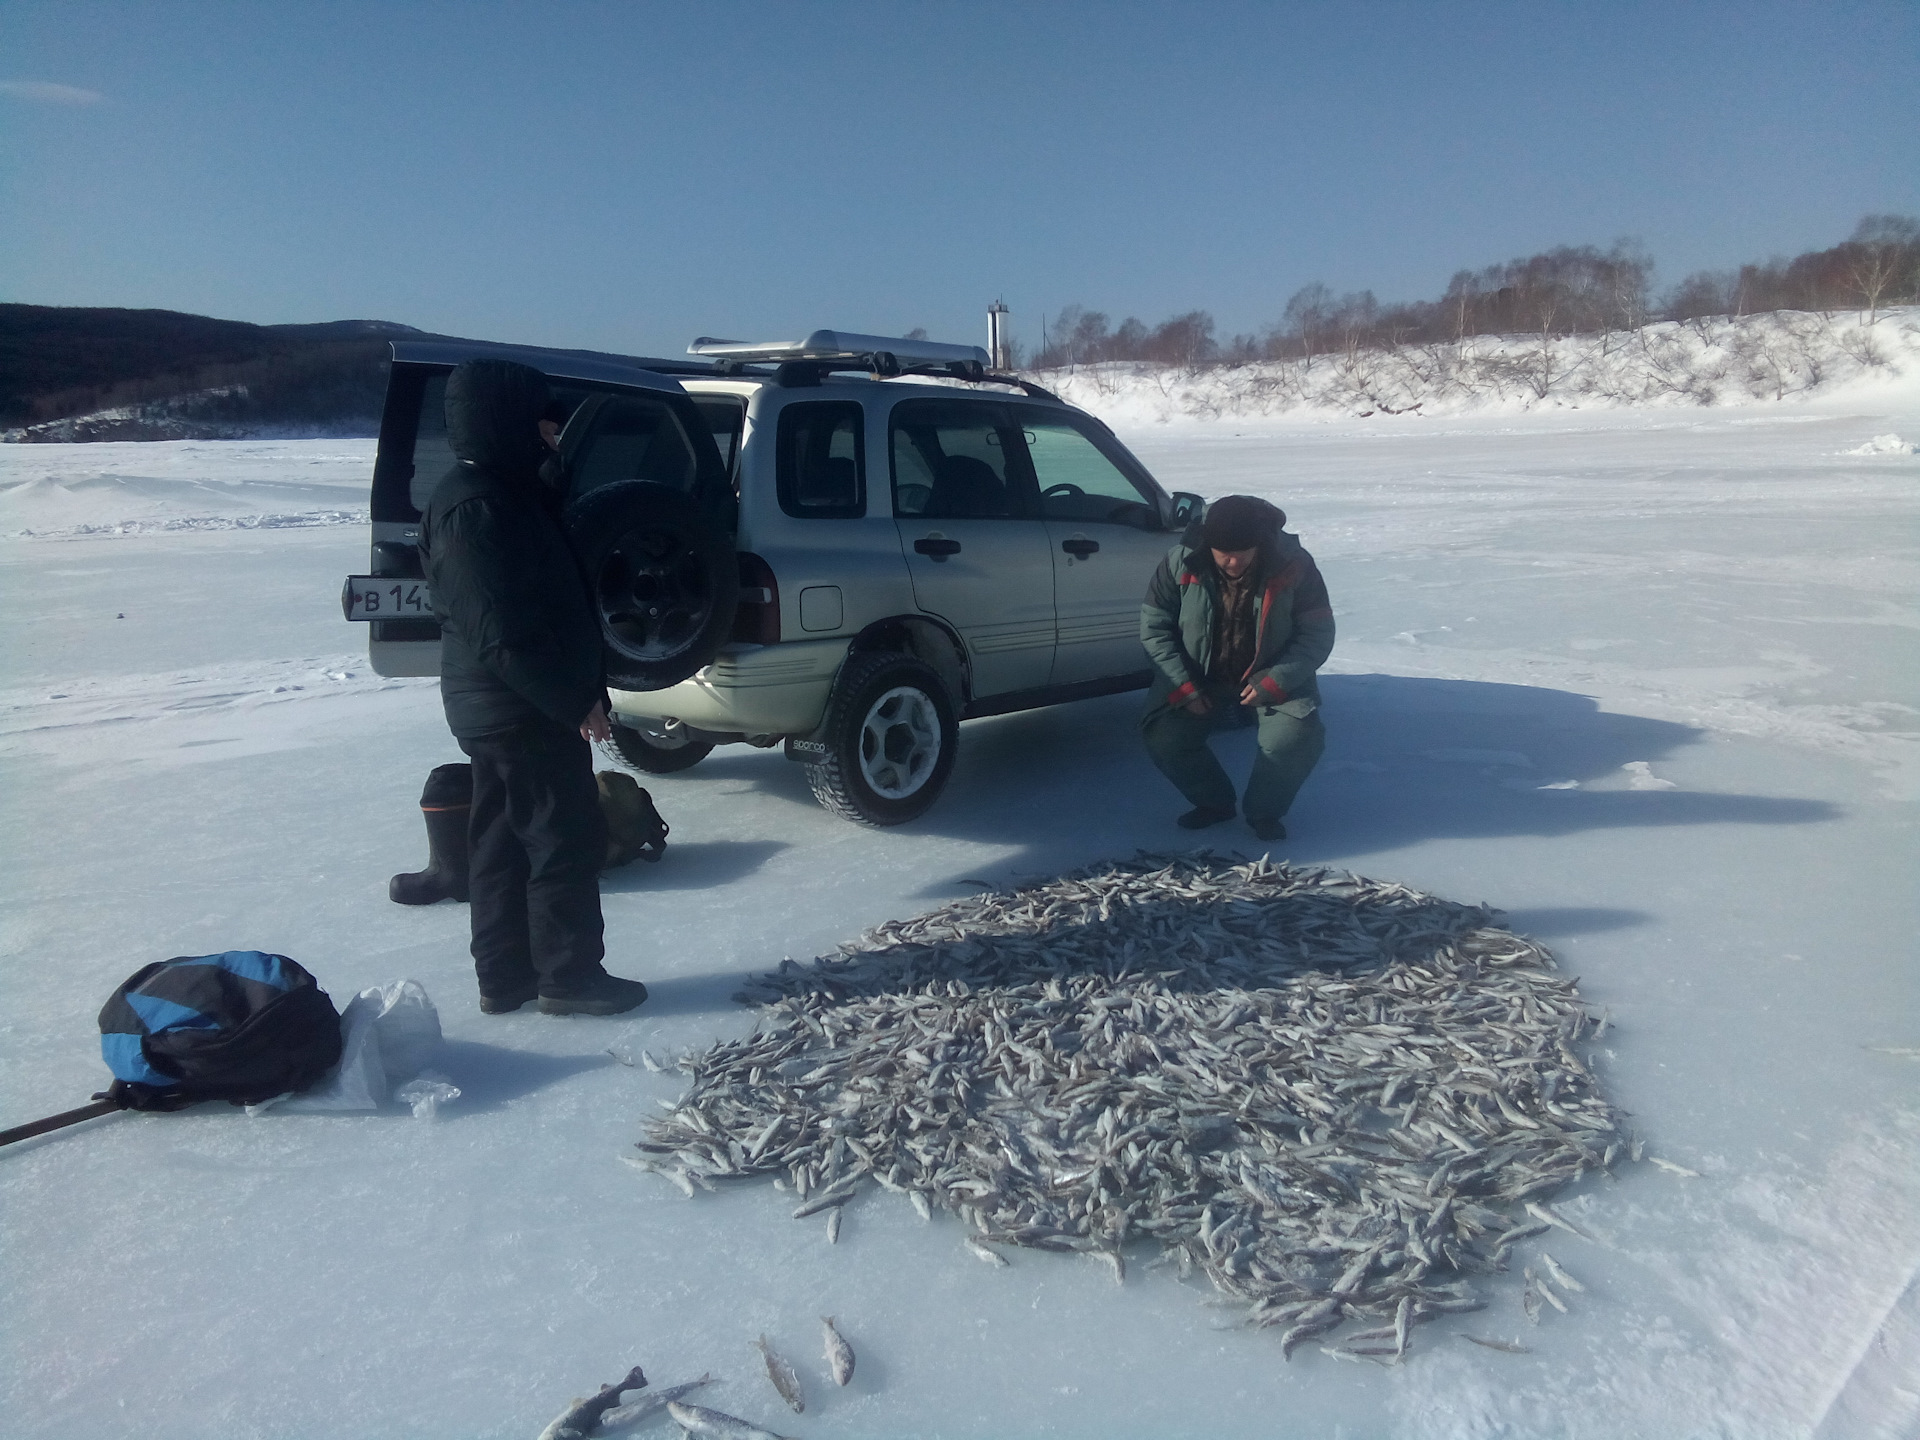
[1200,494,1282,551]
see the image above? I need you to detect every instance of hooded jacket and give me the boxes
[419,360,605,738]
[1139,496,1335,717]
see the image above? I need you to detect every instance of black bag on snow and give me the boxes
[96,951,343,1111]
[596,770,669,868]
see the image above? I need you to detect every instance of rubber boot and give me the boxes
[389,763,472,904]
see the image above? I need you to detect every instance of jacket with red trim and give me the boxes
[1139,507,1335,716]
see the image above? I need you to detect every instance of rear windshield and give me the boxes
[560,391,701,502]
[379,368,710,519]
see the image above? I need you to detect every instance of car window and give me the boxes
[562,392,701,501]
[1018,406,1161,529]
[775,400,865,518]
[692,394,746,479]
[407,373,456,513]
[889,398,1034,519]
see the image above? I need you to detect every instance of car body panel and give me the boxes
[610,638,849,735]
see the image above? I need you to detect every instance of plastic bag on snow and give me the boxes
[269,979,454,1113]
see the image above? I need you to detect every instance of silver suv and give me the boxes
[344,331,1201,824]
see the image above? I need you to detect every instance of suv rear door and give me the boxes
[887,397,1056,700]
[362,346,721,678]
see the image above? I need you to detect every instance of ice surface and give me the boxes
[2,376,1916,1438]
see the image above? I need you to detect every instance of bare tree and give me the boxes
[1282,283,1333,372]
[1846,214,1920,325]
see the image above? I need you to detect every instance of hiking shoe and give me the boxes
[1248,817,1287,843]
[479,981,539,1015]
[1176,805,1235,830]
[537,974,649,1016]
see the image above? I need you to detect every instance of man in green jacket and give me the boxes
[1139,494,1334,842]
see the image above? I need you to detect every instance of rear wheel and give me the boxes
[608,718,713,774]
[805,651,958,826]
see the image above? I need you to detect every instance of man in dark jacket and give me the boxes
[1139,494,1334,843]
[419,358,647,1016]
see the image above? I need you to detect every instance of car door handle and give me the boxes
[1061,538,1100,558]
[914,537,962,558]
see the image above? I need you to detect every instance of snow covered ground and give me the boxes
[2,379,1916,1439]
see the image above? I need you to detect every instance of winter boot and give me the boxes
[537,973,650,1017]
[389,763,473,904]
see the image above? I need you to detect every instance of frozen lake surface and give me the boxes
[2,383,1916,1439]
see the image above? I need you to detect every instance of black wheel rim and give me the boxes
[598,522,715,661]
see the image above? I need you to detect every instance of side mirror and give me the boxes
[1167,491,1205,530]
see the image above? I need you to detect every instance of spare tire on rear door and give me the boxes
[564,480,738,691]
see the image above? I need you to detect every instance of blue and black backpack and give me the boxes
[96,951,343,1111]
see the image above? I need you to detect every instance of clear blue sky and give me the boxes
[3,1,1915,358]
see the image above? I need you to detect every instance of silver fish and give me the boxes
[1524,1201,1591,1241]
[599,1375,715,1432]
[1540,1252,1585,1293]
[666,1401,795,1440]
[966,1236,1009,1267]
[791,1175,863,1219]
[1460,1334,1530,1354]
[754,1335,804,1414]
[821,1316,855,1386]
[535,1364,645,1440]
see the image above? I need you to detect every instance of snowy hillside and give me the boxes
[1034,307,1920,429]
[0,373,1915,1438]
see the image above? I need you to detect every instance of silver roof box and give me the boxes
[688,330,990,368]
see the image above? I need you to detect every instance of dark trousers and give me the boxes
[1142,685,1326,825]
[457,723,607,997]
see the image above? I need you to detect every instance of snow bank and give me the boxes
[1032,307,1920,428]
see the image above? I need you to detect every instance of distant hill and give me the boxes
[0,305,430,441]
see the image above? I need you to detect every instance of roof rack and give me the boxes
[691,330,989,368]
[690,330,995,387]
[684,331,1063,398]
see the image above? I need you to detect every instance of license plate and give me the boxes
[342,575,434,622]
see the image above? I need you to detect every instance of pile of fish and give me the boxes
[631,854,1627,1361]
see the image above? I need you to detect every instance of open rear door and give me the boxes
[351,342,725,679]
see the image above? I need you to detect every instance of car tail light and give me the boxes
[733,551,780,645]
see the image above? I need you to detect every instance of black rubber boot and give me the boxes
[389,763,473,905]
[537,974,649,1016]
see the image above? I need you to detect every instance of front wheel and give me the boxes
[805,651,958,826]
[607,718,713,774]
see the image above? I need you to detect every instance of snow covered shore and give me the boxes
[1,383,1915,1438]
[1036,307,1920,431]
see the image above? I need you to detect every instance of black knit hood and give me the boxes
[444,358,551,476]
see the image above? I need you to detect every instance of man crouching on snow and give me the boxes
[419,358,648,1017]
[1139,494,1334,843]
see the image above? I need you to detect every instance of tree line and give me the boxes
[1029,216,1920,372]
